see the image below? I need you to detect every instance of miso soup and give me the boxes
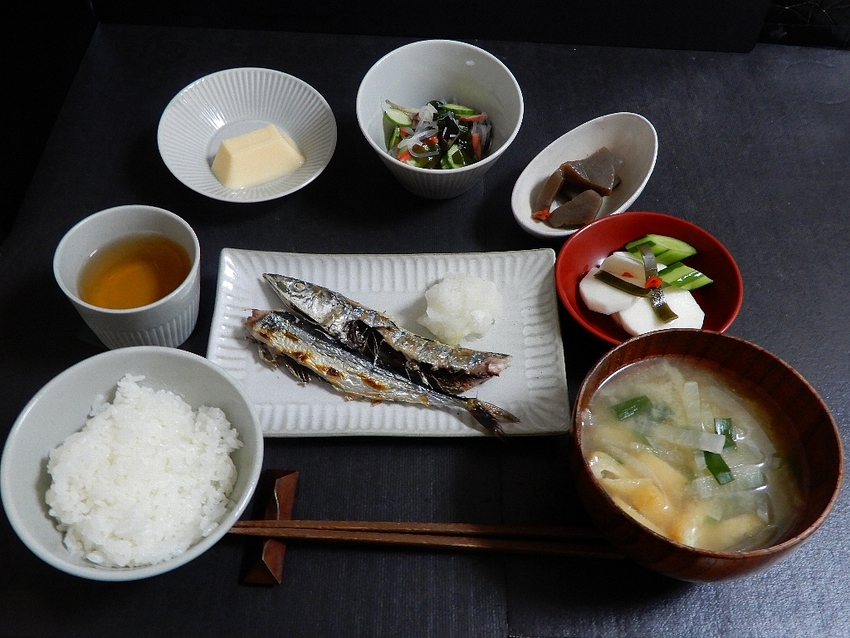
[581,356,807,552]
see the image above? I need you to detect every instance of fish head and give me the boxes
[263,273,343,326]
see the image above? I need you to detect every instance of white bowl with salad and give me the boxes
[356,39,524,199]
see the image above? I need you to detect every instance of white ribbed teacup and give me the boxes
[53,205,201,349]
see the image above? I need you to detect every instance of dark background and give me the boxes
[5,0,847,246]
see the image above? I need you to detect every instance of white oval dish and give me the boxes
[511,112,658,239]
[0,347,264,581]
[158,67,337,203]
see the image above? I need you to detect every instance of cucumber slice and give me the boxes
[386,126,402,151]
[659,261,713,290]
[440,103,477,116]
[384,108,413,127]
[442,144,474,168]
[625,234,698,265]
[401,154,431,168]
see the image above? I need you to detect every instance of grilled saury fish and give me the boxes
[245,309,518,439]
[262,273,511,395]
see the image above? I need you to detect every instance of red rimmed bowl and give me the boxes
[571,329,844,582]
[555,211,743,345]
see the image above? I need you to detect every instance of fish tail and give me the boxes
[466,399,519,441]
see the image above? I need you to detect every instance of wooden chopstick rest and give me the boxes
[241,470,299,585]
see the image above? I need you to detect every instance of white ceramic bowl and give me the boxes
[511,112,658,239]
[356,39,524,199]
[158,67,337,202]
[54,205,201,349]
[1,347,264,581]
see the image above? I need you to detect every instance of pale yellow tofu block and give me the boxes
[211,124,305,189]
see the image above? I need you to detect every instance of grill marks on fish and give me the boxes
[245,309,517,438]
[262,273,511,394]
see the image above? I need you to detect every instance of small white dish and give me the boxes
[511,112,658,239]
[206,248,570,437]
[158,67,337,203]
[0,347,263,581]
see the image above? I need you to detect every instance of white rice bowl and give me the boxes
[0,346,263,582]
[418,273,502,344]
[45,374,242,568]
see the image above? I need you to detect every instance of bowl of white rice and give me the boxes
[1,347,263,581]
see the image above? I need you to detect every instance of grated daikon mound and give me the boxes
[417,273,502,344]
[45,374,242,568]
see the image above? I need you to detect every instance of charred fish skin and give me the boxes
[262,273,511,394]
[347,320,504,395]
[245,309,517,439]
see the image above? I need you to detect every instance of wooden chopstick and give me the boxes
[228,520,622,559]
[231,519,604,539]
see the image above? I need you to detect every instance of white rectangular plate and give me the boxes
[206,249,570,437]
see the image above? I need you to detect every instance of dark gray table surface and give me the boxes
[1,23,848,638]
